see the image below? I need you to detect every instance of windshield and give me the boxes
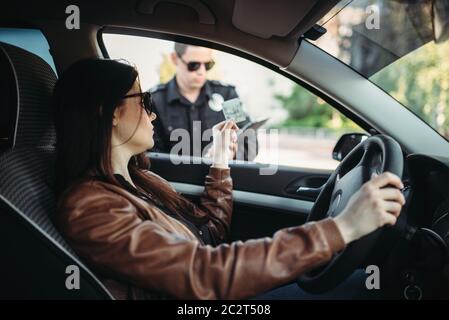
[313,0,449,139]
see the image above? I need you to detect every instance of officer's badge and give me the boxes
[208,93,224,112]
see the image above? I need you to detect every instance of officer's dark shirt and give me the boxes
[150,77,257,160]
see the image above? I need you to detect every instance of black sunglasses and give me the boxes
[179,57,215,72]
[122,91,154,115]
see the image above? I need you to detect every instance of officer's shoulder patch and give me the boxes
[209,80,235,88]
[149,83,167,94]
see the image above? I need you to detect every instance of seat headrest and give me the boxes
[0,42,57,151]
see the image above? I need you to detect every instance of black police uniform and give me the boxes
[150,77,258,161]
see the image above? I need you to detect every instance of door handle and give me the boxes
[295,186,323,199]
[284,175,328,200]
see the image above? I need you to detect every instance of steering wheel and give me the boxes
[297,134,404,293]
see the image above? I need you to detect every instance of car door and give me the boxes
[149,152,332,241]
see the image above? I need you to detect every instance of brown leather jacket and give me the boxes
[55,167,346,300]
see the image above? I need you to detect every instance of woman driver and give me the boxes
[53,59,405,299]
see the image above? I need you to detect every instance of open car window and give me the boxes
[102,33,364,170]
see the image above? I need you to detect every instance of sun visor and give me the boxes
[231,0,340,39]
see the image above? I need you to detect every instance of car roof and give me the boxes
[0,0,339,73]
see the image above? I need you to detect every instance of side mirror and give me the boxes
[332,133,368,161]
[432,0,449,43]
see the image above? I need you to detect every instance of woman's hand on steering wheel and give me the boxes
[334,172,406,245]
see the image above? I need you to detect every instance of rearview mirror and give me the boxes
[432,0,449,43]
[332,133,368,161]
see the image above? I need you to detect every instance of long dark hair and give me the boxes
[53,58,209,225]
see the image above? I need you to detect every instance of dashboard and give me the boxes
[380,153,449,299]
[405,154,449,233]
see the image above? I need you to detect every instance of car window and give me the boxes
[314,0,449,140]
[0,28,57,73]
[102,33,364,170]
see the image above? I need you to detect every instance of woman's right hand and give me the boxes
[210,120,239,168]
[334,172,406,245]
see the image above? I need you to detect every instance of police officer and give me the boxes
[150,43,257,161]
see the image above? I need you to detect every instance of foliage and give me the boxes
[371,40,449,138]
[159,54,176,84]
[274,84,361,131]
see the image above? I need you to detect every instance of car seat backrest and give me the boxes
[0,42,113,299]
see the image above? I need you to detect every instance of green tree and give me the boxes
[371,40,449,138]
[274,85,360,130]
